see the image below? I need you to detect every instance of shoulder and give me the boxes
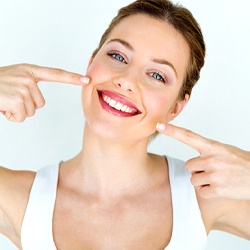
[0,166,36,200]
[0,166,36,243]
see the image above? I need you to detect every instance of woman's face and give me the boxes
[82,14,190,141]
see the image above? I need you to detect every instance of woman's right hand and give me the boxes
[0,64,89,122]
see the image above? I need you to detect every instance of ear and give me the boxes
[167,94,189,122]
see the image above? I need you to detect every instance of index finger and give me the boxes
[31,64,90,85]
[157,123,212,153]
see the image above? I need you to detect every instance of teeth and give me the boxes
[126,107,132,113]
[115,102,123,110]
[102,94,137,114]
[109,99,116,108]
[121,105,127,112]
[103,95,110,103]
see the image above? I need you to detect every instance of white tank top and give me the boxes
[21,156,207,250]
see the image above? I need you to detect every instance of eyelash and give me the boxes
[107,52,127,63]
[107,51,167,84]
[149,72,166,84]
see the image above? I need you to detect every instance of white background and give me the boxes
[0,0,249,249]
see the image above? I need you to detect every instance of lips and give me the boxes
[97,90,141,117]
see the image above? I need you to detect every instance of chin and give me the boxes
[87,125,130,143]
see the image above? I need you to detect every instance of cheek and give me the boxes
[144,91,174,121]
[81,58,112,113]
[86,62,103,84]
[86,57,113,86]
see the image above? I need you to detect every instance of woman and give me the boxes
[0,0,249,249]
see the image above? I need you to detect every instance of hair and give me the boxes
[92,0,206,100]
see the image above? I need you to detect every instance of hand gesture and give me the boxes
[0,64,89,122]
[157,123,250,200]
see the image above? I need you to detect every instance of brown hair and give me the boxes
[92,0,206,99]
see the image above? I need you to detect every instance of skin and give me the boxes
[0,14,249,249]
[0,64,89,122]
[82,15,189,144]
[157,124,250,200]
[157,124,250,239]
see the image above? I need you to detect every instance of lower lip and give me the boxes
[98,92,138,117]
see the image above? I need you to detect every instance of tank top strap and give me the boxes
[21,163,60,250]
[165,156,207,250]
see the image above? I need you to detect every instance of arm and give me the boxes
[156,123,250,239]
[0,63,90,246]
[197,192,250,239]
[0,166,35,248]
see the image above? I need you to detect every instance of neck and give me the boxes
[69,123,155,199]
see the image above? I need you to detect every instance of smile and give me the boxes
[98,90,141,117]
[102,94,138,114]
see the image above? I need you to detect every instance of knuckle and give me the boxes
[209,172,220,184]
[18,63,29,68]
[183,129,195,141]
[19,76,34,87]
[190,175,197,186]
[51,68,64,77]
[185,159,193,171]
[26,107,36,117]
[205,157,219,170]
[213,186,225,197]
[207,139,217,148]
[17,117,25,122]
[27,111,35,117]
[200,186,219,199]
[19,87,30,97]
[230,150,240,162]
[16,64,34,83]
[36,98,46,109]
[11,115,25,123]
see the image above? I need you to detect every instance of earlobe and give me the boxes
[168,94,189,121]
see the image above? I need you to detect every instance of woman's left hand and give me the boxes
[156,123,250,200]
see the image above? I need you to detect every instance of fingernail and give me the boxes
[156,123,166,131]
[80,76,90,84]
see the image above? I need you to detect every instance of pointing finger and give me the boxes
[156,123,213,154]
[29,64,90,85]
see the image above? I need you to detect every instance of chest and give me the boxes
[52,188,173,250]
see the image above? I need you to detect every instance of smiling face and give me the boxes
[82,14,190,142]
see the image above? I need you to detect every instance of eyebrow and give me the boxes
[152,58,178,79]
[107,38,134,52]
[107,38,178,79]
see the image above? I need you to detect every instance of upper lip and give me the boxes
[97,89,142,114]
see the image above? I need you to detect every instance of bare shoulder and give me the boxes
[197,191,250,239]
[0,166,35,200]
[0,166,36,245]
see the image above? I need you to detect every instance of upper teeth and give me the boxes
[102,94,137,114]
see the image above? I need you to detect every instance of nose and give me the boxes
[113,67,139,93]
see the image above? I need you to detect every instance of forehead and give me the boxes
[106,14,190,82]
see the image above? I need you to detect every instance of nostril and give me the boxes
[118,83,132,91]
[114,79,137,92]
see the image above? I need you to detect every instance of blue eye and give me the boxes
[150,72,166,83]
[108,52,126,63]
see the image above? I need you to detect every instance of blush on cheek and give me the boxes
[86,60,111,86]
[152,94,172,114]
[148,96,175,126]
